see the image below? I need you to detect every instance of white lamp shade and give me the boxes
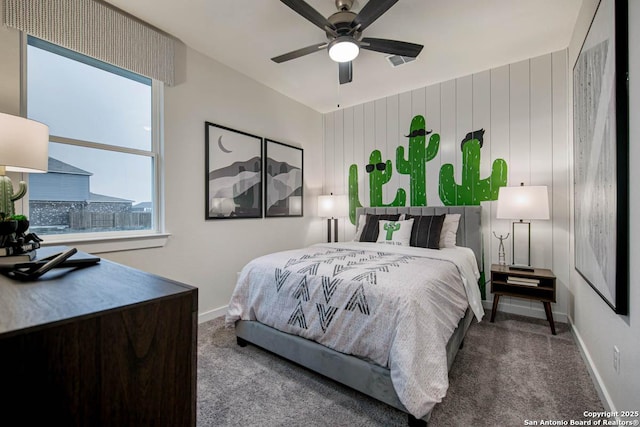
[328,38,359,63]
[0,113,49,173]
[496,185,550,220]
[318,194,348,218]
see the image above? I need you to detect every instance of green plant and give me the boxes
[0,176,27,218]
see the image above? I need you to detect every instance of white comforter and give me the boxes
[225,242,484,418]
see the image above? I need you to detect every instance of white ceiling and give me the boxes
[104,0,582,113]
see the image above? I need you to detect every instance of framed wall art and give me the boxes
[264,139,303,217]
[205,122,262,219]
[572,0,628,314]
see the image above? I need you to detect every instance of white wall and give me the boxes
[567,0,640,412]
[0,17,325,320]
[105,46,324,319]
[323,52,571,321]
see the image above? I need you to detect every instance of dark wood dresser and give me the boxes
[0,253,198,426]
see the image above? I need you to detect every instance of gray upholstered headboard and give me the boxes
[355,206,482,269]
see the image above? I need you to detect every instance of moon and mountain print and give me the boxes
[206,123,262,218]
[265,139,303,217]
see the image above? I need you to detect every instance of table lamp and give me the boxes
[496,183,549,271]
[0,112,49,218]
[317,193,347,243]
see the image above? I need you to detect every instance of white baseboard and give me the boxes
[569,318,616,413]
[198,305,228,324]
[482,300,568,323]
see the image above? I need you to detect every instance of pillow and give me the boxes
[358,214,401,242]
[376,219,414,246]
[353,214,367,241]
[404,214,446,249]
[439,214,461,248]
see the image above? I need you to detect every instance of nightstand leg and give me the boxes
[543,302,556,335]
[490,295,500,322]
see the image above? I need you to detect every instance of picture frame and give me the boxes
[264,139,303,217]
[572,0,628,314]
[205,122,263,219]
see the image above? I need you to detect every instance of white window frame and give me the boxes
[18,33,168,253]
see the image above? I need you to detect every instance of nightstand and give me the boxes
[490,264,557,334]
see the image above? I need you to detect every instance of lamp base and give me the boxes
[326,218,338,243]
[508,264,535,272]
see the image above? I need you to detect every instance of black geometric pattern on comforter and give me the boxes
[279,248,415,332]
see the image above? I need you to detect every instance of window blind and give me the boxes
[4,0,175,85]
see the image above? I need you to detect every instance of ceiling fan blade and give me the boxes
[339,61,352,85]
[351,0,399,32]
[280,0,337,35]
[271,43,327,63]
[361,37,423,58]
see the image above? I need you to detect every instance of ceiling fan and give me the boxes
[271,0,424,85]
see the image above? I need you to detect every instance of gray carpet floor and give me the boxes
[197,312,603,426]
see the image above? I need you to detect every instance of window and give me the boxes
[25,37,163,239]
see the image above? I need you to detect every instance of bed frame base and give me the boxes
[235,307,474,425]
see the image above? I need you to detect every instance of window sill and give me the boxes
[39,232,170,254]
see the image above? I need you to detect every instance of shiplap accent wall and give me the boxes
[323,50,570,320]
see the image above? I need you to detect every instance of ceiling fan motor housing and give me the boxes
[326,10,359,39]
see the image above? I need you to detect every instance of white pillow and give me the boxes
[439,214,461,248]
[376,219,414,246]
[353,214,367,241]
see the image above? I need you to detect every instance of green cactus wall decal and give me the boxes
[0,176,27,218]
[383,221,401,240]
[367,150,406,208]
[347,153,407,226]
[438,129,507,205]
[348,164,363,226]
[396,115,440,206]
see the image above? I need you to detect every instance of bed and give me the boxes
[225,206,484,426]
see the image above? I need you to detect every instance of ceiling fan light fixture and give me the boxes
[328,37,359,62]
